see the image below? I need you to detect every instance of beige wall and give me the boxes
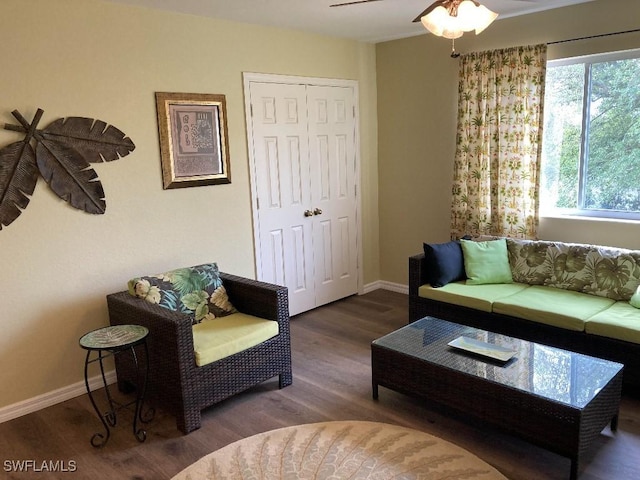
[377,0,640,285]
[0,0,378,410]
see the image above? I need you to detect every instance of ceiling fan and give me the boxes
[330,0,503,57]
[329,0,534,24]
[329,0,464,23]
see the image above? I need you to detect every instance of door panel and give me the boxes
[247,79,358,316]
[307,85,358,307]
[249,82,316,315]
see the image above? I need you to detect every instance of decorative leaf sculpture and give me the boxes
[0,141,39,228]
[36,139,106,214]
[40,117,136,163]
[0,109,135,229]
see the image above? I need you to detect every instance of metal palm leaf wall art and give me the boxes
[0,108,135,230]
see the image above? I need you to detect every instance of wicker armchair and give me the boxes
[106,272,292,434]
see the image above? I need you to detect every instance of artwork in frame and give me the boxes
[155,92,231,189]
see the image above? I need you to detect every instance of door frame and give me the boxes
[243,72,363,298]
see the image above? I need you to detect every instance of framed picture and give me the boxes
[155,92,231,189]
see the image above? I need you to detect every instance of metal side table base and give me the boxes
[80,325,153,448]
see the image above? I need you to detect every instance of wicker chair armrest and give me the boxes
[106,291,195,363]
[220,272,289,327]
[409,253,428,295]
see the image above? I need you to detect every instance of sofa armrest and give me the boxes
[409,253,429,296]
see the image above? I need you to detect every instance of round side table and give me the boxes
[79,324,153,447]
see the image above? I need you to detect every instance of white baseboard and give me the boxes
[0,370,117,424]
[1,280,408,424]
[363,280,408,295]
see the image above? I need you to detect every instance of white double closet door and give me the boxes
[244,74,360,316]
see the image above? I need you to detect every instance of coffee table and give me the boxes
[371,317,623,480]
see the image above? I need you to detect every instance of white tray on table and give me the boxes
[447,336,516,362]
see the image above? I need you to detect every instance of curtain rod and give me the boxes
[548,27,640,45]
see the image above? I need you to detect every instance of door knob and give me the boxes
[313,208,323,215]
[304,210,313,217]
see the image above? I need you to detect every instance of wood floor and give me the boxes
[1,289,639,479]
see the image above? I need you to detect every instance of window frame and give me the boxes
[541,48,640,221]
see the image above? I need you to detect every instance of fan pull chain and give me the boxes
[451,38,460,58]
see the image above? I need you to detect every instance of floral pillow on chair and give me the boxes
[128,263,237,325]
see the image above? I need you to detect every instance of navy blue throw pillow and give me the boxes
[423,241,466,287]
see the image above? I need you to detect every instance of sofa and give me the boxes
[107,263,292,433]
[409,237,640,391]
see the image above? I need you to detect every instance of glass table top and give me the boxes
[80,324,148,350]
[372,317,623,409]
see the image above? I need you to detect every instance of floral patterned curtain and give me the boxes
[450,44,547,239]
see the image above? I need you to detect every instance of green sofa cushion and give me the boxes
[461,238,513,285]
[586,301,640,344]
[493,285,615,331]
[630,286,640,308]
[192,312,279,367]
[418,282,529,313]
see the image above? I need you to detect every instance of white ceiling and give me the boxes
[104,0,594,43]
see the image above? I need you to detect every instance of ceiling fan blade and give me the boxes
[412,1,443,23]
[330,0,384,7]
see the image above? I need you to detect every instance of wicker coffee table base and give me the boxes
[371,321,623,480]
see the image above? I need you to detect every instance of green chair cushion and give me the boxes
[586,301,640,344]
[418,282,529,313]
[493,285,615,331]
[192,313,279,367]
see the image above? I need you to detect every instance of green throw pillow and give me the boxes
[461,239,513,285]
[630,286,640,308]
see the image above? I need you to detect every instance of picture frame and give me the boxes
[155,92,231,189]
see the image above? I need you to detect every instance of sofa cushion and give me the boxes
[418,282,529,312]
[423,240,466,287]
[590,248,640,300]
[507,238,553,285]
[192,313,279,366]
[493,285,615,331]
[461,238,513,285]
[630,286,640,308]
[585,301,640,344]
[128,263,236,325]
[542,242,640,301]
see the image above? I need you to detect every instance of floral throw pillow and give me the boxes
[544,243,595,294]
[506,238,553,285]
[128,263,237,325]
[588,248,640,301]
[543,243,640,301]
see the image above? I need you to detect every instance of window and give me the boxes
[540,49,640,220]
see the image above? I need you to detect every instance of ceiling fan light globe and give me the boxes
[421,0,498,38]
[442,29,464,39]
[421,6,465,38]
[456,1,484,32]
[420,6,449,37]
[473,5,498,34]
